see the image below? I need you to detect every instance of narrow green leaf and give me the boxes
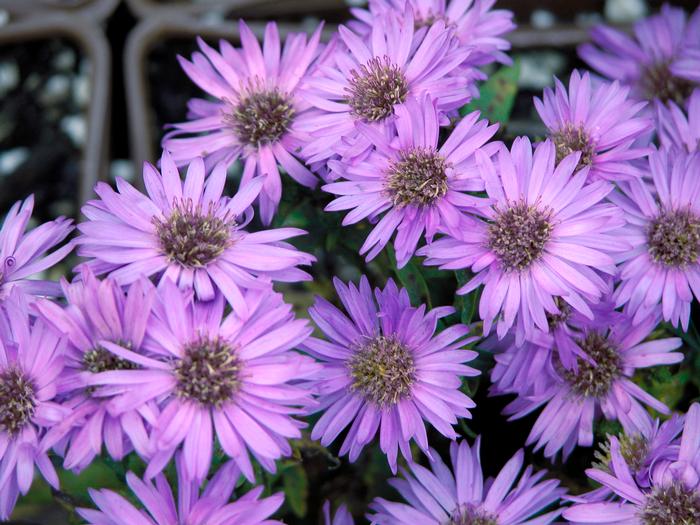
[282,464,309,518]
[460,60,520,123]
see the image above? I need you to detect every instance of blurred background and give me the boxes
[1,0,699,523]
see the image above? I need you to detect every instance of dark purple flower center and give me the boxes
[487,201,553,272]
[175,336,242,407]
[83,344,137,374]
[594,432,649,474]
[225,88,294,146]
[448,505,498,525]
[386,147,449,208]
[641,62,695,105]
[155,199,234,269]
[640,482,700,525]
[563,332,621,398]
[346,56,409,122]
[551,125,595,168]
[0,368,36,436]
[647,208,700,267]
[348,334,415,408]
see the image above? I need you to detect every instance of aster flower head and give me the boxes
[352,0,515,67]
[612,148,700,330]
[419,137,627,340]
[656,88,700,152]
[163,21,323,224]
[34,269,157,472]
[497,308,683,460]
[370,438,565,524]
[79,453,284,525]
[305,275,479,472]
[0,195,74,301]
[323,95,498,268]
[578,4,700,106]
[298,11,475,167]
[535,70,653,182]
[0,290,69,519]
[89,279,317,483]
[564,403,700,525]
[77,151,314,315]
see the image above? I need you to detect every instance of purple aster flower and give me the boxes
[611,148,700,330]
[0,290,69,519]
[305,275,479,472]
[497,309,683,460]
[534,70,653,182]
[162,21,323,225]
[79,452,284,525]
[656,88,700,152]
[578,4,700,106]
[352,0,515,67]
[0,195,74,301]
[324,501,354,525]
[323,95,498,268]
[90,279,317,483]
[77,152,314,315]
[370,438,565,524]
[298,11,474,167]
[34,269,157,472]
[564,403,700,524]
[418,137,627,340]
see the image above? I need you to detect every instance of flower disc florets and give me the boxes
[386,147,449,208]
[563,332,622,398]
[348,334,415,408]
[154,199,234,268]
[174,337,242,407]
[0,368,36,436]
[640,482,700,525]
[647,208,700,267]
[487,201,553,272]
[225,88,295,146]
[346,56,408,122]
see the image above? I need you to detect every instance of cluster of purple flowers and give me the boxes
[1,0,700,523]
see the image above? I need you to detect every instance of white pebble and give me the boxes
[72,75,90,108]
[60,115,86,147]
[110,159,135,182]
[0,61,19,96]
[0,147,29,176]
[41,75,71,105]
[531,9,556,29]
[605,0,648,23]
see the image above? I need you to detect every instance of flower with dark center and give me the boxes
[346,56,409,122]
[224,88,295,146]
[349,334,415,408]
[163,21,322,224]
[579,5,700,107]
[154,199,234,269]
[421,137,623,340]
[563,332,621,398]
[447,505,498,525]
[647,208,700,267]
[640,483,700,525]
[550,124,595,167]
[371,440,565,525]
[385,147,449,208]
[487,201,553,272]
[0,368,36,436]
[613,148,700,329]
[78,153,314,310]
[641,62,695,106]
[308,276,479,471]
[174,336,242,408]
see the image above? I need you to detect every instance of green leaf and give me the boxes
[395,260,431,307]
[460,61,520,123]
[282,463,309,518]
[454,270,480,325]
